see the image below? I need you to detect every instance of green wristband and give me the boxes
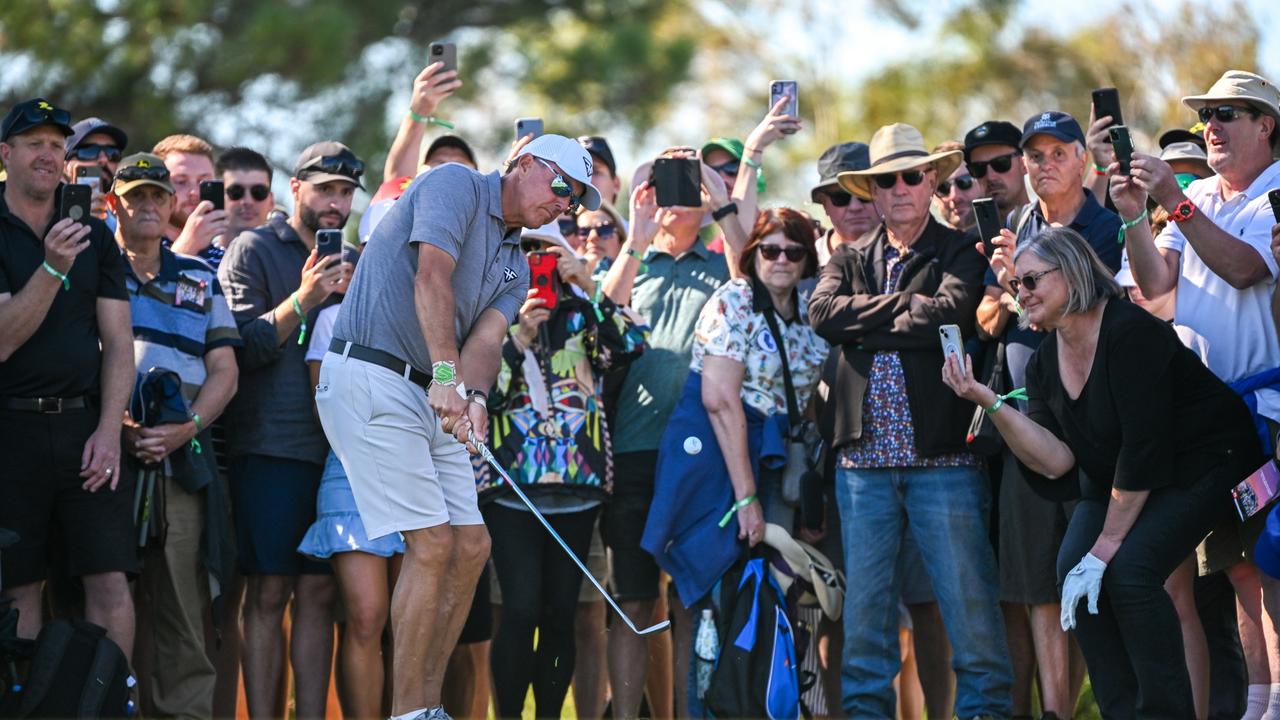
[41,261,70,291]
[408,110,455,129]
[743,156,763,170]
[718,495,758,528]
[1117,208,1149,245]
[985,387,1028,414]
[625,247,648,273]
[291,294,307,346]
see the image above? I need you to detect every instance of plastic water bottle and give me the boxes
[694,608,719,699]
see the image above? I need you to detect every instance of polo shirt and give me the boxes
[335,164,529,372]
[1155,160,1280,421]
[123,246,241,400]
[985,189,1122,399]
[612,240,730,454]
[0,182,128,398]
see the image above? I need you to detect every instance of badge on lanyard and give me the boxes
[175,273,207,311]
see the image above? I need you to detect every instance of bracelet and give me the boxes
[712,202,738,222]
[984,387,1028,415]
[1091,162,1109,176]
[41,261,70,291]
[1117,208,1149,245]
[291,294,307,346]
[189,412,204,454]
[718,494,758,529]
[408,110,455,129]
[742,156,763,170]
[624,247,648,273]
[467,389,487,406]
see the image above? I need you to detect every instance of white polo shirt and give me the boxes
[1155,160,1280,421]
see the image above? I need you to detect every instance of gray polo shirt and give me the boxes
[335,164,529,372]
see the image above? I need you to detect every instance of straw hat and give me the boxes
[837,123,962,200]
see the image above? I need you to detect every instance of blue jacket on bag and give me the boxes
[641,371,789,608]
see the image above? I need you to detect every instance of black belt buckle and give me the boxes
[37,397,63,414]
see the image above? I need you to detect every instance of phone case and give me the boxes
[429,42,457,74]
[770,80,799,120]
[199,181,224,211]
[515,118,543,141]
[59,184,91,223]
[1109,125,1134,175]
[527,251,560,311]
[1091,88,1123,137]
[653,157,701,208]
[1268,189,1280,223]
[939,325,964,365]
[316,230,343,257]
[971,198,1002,258]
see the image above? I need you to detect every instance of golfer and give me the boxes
[316,134,600,720]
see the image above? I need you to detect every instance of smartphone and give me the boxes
[1269,189,1280,223]
[1091,87,1123,141]
[1109,125,1134,175]
[939,324,964,367]
[527,251,560,311]
[770,80,799,129]
[653,157,702,208]
[199,180,225,212]
[58,183,91,223]
[429,41,457,74]
[971,198,1002,258]
[74,165,101,192]
[515,117,543,141]
[315,229,344,258]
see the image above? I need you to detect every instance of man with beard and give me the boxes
[156,134,231,267]
[963,121,1030,222]
[63,117,128,225]
[217,141,358,720]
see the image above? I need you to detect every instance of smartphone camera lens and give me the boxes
[535,275,548,287]
[432,46,442,55]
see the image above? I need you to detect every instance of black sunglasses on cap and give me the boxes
[19,102,71,129]
[300,153,365,180]
[70,143,122,162]
[227,183,270,202]
[935,175,976,197]
[758,244,807,262]
[968,152,1017,178]
[1197,104,1261,125]
[115,164,171,183]
[872,170,926,190]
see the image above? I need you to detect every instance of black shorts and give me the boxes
[457,563,493,645]
[229,454,330,576]
[0,407,138,588]
[602,450,661,602]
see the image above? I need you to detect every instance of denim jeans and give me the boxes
[835,465,1012,718]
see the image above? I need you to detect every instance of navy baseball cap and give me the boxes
[963,120,1022,162]
[1020,111,1085,148]
[1,98,74,142]
[578,135,616,176]
[66,117,129,157]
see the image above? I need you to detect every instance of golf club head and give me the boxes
[632,619,672,635]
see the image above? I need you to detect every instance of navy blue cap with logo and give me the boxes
[1020,111,1086,148]
[1,98,74,142]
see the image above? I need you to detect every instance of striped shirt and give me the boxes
[124,246,241,400]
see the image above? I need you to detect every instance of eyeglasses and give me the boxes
[557,217,578,237]
[968,152,1017,178]
[227,183,270,202]
[708,160,740,176]
[577,222,617,239]
[758,244,808,262]
[1008,268,1059,295]
[299,153,365,180]
[872,170,926,190]
[114,164,171,183]
[70,143,122,162]
[1197,104,1260,125]
[935,175,976,197]
[535,157,581,212]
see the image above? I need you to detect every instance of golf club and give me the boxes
[470,432,670,636]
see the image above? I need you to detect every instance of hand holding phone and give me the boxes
[429,42,457,74]
[1109,125,1134,175]
[527,251,560,311]
[58,184,92,224]
[653,157,702,208]
[1091,88,1123,141]
[515,118,543,142]
[316,229,344,258]
[939,324,964,367]
[199,180,225,212]
[770,80,799,133]
[971,198,1002,258]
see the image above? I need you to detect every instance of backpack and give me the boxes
[704,557,803,720]
[1,620,136,718]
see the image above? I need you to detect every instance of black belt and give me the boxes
[0,395,93,413]
[330,339,432,390]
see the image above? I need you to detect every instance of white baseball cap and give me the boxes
[516,134,602,211]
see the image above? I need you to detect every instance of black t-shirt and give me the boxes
[1022,298,1260,500]
[0,183,128,397]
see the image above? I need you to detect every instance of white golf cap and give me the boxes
[516,134,603,211]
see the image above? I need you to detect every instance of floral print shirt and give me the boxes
[690,278,829,417]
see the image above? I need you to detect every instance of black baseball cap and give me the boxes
[963,121,1022,162]
[66,117,129,157]
[810,142,869,202]
[424,134,477,168]
[294,141,365,189]
[578,135,616,176]
[1,98,74,142]
[1020,111,1086,148]
[1158,127,1206,151]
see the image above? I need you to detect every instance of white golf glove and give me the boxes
[1060,552,1107,631]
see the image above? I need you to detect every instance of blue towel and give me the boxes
[1229,366,1280,456]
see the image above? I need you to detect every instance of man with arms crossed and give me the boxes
[318,134,600,720]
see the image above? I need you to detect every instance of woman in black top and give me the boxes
[942,227,1260,719]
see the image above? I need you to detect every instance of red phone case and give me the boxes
[527,251,559,311]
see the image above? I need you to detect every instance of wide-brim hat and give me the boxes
[1182,70,1280,125]
[837,123,961,200]
[762,523,845,620]
[1160,141,1210,167]
[810,141,869,202]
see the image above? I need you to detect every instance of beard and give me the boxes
[300,203,348,233]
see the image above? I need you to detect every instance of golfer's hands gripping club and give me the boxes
[430,381,474,450]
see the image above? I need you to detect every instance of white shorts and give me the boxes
[316,350,482,539]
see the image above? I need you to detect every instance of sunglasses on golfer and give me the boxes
[227,183,270,202]
[968,152,1017,178]
[1008,268,1058,295]
[935,175,976,197]
[758,244,807,262]
[1197,104,1261,125]
[70,143,123,162]
[577,222,617,239]
[873,170,927,190]
[535,157,581,212]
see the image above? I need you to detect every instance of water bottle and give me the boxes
[694,608,719,699]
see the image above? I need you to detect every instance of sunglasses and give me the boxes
[758,244,807,262]
[872,170,926,190]
[535,157,581,212]
[935,175,976,197]
[1008,268,1058,295]
[300,153,365,180]
[822,190,855,207]
[708,160,740,176]
[70,143,122,162]
[115,164,171,183]
[968,152,1017,178]
[577,222,617,239]
[1197,104,1260,125]
[227,183,270,202]
[20,103,71,129]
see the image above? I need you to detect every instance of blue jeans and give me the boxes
[835,465,1011,718]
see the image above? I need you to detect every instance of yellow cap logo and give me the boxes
[135,159,150,168]
[36,101,52,111]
